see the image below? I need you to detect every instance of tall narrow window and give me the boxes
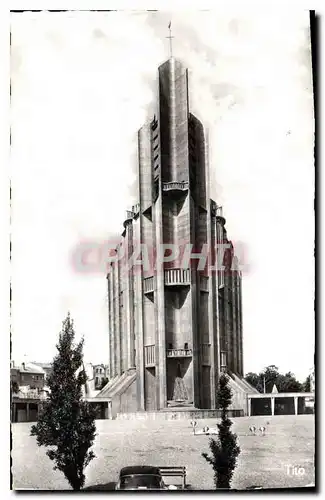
[151,116,158,131]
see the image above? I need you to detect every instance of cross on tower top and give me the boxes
[166,21,174,58]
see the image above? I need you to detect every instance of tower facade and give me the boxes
[106,57,244,412]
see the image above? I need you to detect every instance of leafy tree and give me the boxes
[278,372,303,393]
[31,313,97,490]
[202,373,240,489]
[302,375,311,392]
[262,365,279,393]
[244,372,263,393]
[245,365,303,393]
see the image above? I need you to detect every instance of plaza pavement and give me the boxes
[12,414,315,490]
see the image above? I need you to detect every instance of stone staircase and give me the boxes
[95,369,137,418]
[95,371,257,418]
[109,370,136,399]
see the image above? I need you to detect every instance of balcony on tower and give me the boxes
[123,204,140,228]
[166,347,193,358]
[144,344,155,367]
[211,201,226,226]
[220,351,227,372]
[164,268,191,287]
[143,276,155,295]
[162,181,189,193]
[123,209,134,228]
[216,206,226,226]
[132,203,140,215]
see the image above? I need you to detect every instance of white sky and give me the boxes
[10,10,314,381]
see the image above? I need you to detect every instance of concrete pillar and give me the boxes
[128,262,135,368]
[237,274,244,376]
[248,397,251,417]
[294,396,298,415]
[114,261,121,376]
[234,267,241,375]
[191,258,200,408]
[168,58,177,181]
[154,185,166,410]
[207,211,217,409]
[125,222,135,369]
[231,270,238,373]
[138,124,153,411]
[271,397,275,416]
[107,273,113,379]
[138,124,153,211]
[104,402,109,419]
[158,58,189,184]
[26,402,30,422]
[224,273,232,372]
[110,265,116,377]
[204,129,215,409]
[134,224,145,411]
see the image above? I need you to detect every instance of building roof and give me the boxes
[31,362,52,369]
[16,363,46,374]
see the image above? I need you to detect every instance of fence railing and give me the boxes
[164,269,191,286]
[167,349,192,358]
[144,345,155,366]
[143,276,155,294]
[13,391,48,400]
[125,210,134,220]
[162,181,189,192]
[132,203,140,214]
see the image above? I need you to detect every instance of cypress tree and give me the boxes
[31,313,96,490]
[202,373,240,489]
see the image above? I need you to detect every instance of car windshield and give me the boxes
[119,474,162,489]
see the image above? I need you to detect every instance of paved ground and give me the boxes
[12,414,315,490]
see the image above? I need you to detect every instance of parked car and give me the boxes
[115,466,179,490]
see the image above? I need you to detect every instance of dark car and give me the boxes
[115,466,176,491]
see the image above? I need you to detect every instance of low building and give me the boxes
[12,391,48,423]
[93,364,109,390]
[11,361,111,422]
[31,362,53,381]
[11,362,47,423]
[247,391,315,416]
[11,362,45,391]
